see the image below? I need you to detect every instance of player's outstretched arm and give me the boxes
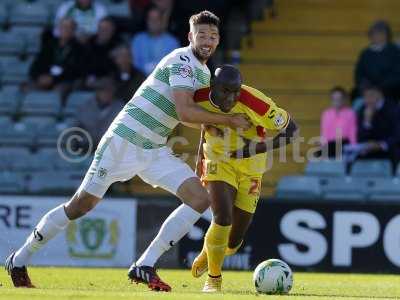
[173,89,251,130]
[231,119,299,158]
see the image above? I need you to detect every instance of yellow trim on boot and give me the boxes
[191,247,208,278]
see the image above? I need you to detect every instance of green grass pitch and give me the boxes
[0,268,399,300]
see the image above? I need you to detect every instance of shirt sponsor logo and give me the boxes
[274,113,286,127]
[178,65,193,78]
[98,168,108,179]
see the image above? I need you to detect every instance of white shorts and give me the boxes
[78,134,196,198]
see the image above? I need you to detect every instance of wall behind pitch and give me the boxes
[180,200,400,273]
[0,196,137,267]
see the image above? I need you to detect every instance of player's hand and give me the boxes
[230,137,252,158]
[228,114,252,130]
[230,138,269,159]
[204,125,224,137]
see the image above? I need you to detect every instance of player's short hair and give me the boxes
[189,10,220,31]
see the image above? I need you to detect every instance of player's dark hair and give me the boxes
[189,10,220,29]
[214,64,242,83]
[330,86,348,98]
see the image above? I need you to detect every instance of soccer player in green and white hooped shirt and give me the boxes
[6,11,251,291]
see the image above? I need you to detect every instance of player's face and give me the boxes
[213,82,241,113]
[189,24,219,62]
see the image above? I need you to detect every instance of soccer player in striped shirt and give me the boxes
[191,65,299,292]
[5,11,251,290]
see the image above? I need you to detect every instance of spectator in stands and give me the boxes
[76,78,124,146]
[29,18,86,99]
[85,17,122,88]
[320,87,357,157]
[152,0,174,30]
[356,85,400,169]
[131,7,179,75]
[354,20,400,102]
[54,0,108,42]
[110,45,145,102]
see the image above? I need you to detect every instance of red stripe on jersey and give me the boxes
[194,87,210,102]
[256,126,266,138]
[238,88,270,115]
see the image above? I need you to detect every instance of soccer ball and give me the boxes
[253,259,293,294]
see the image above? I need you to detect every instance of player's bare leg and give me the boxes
[228,206,253,251]
[5,190,101,288]
[128,177,209,292]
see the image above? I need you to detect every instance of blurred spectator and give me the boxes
[85,17,122,88]
[55,0,108,41]
[354,20,400,102]
[356,85,400,169]
[76,78,124,146]
[110,45,146,102]
[29,18,86,98]
[321,87,357,157]
[152,0,174,31]
[131,7,179,75]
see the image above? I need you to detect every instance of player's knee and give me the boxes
[190,189,210,213]
[214,212,232,226]
[65,191,100,220]
[178,178,210,213]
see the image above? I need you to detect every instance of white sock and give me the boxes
[13,204,70,267]
[135,204,201,267]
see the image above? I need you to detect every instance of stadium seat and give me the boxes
[0,85,21,115]
[0,147,30,171]
[20,91,61,116]
[0,57,30,84]
[40,0,65,11]
[106,2,131,18]
[350,160,392,178]
[367,178,400,202]
[304,159,346,177]
[10,26,44,55]
[0,4,7,27]
[36,121,71,147]
[54,153,93,175]
[63,117,79,127]
[320,177,370,201]
[63,91,95,117]
[396,164,400,178]
[21,116,56,146]
[0,115,11,126]
[0,32,25,55]
[9,2,50,26]
[22,116,56,130]
[31,147,60,172]
[275,176,321,200]
[27,171,82,194]
[0,171,26,194]
[1,146,41,172]
[0,121,35,147]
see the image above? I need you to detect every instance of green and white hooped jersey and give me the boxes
[108,46,211,149]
